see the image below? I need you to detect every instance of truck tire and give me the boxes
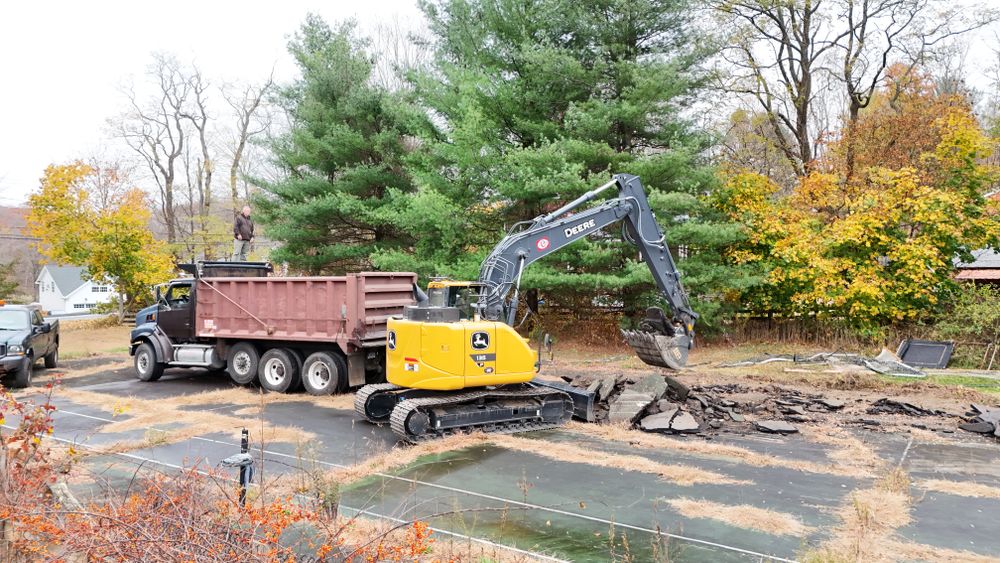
[12,355,33,388]
[288,349,305,392]
[134,343,164,382]
[227,342,260,386]
[258,348,301,393]
[302,351,345,396]
[44,347,58,369]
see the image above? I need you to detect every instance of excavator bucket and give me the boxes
[621,330,690,370]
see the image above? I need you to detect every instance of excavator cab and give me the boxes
[424,280,479,320]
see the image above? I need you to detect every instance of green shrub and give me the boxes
[933,283,1000,369]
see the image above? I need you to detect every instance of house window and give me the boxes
[73,303,92,310]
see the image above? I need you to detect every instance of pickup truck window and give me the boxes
[31,310,44,325]
[0,310,30,330]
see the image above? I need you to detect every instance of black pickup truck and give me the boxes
[0,303,59,388]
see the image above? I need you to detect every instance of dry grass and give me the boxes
[324,432,748,487]
[665,497,814,536]
[52,388,314,454]
[58,324,132,358]
[329,433,492,484]
[918,479,1000,499]
[881,539,1000,563]
[803,468,913,562]
[490,435,749,486]
[566,421,875,478]
[32,360,131,383]
[798,427,885,475]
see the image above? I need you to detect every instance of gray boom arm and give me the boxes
[476,174,698,335]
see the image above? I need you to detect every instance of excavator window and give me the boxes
[425,286,476,320]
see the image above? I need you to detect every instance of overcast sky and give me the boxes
[0,0,423,206]
[1,1,997,207]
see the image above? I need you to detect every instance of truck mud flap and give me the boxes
[531,379,596,422]
[621,329,689,370]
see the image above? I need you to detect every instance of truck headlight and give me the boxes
[7,345,24,355]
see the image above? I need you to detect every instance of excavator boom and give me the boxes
[475,173,697,369]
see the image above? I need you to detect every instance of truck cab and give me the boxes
[0,302,59,388]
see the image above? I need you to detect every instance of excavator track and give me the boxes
[354,382,402,423]
[388,385,573,443]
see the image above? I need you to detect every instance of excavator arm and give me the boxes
[476,173,698,369]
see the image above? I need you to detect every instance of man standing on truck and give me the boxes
[232,205,254,261]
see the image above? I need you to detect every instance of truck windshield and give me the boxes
[0,311,29,330]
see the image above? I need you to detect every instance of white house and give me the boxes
[35,265,115,314]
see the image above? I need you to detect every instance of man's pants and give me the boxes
[233,239,251,261]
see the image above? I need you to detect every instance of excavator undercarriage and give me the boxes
[355,382,574,442]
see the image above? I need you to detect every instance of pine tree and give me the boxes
[378,0,751,328]
[256,16,434,274]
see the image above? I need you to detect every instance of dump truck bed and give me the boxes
[194,272,416,353]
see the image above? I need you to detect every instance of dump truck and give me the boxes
[129,262,417,393]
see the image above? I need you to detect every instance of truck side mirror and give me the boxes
[526,288,539,314]
[41,323,51,333]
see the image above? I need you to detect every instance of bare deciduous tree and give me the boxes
[222,75,274,212]
[714,0,996,176]
[116,53,191,243]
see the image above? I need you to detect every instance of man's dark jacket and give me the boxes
[234,214,254,240]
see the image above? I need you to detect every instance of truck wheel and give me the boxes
[44,347,58,369]
[302,351,345,396]
[134,343,164,382]
[288,349,305,391]
[258,348,301,393]
[12,355,33,388]
[227,342,260,386]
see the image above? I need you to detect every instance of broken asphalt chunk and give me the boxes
[959,422,996,434]
[629,373,668,399]
[669,412,700,433]
[608,390,655,424]
[818,398,845,410]
[755,420,799,434]
[639,408,678,432]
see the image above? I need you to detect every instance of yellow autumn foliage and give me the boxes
[717,104,999,328]
[26,162,174,312]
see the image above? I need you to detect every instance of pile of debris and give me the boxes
[959,404,1000,439]
[720,350,925,378]
[559,373,848,435]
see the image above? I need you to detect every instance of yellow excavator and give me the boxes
[355,173,698,441]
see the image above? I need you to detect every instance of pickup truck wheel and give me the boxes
[302,352,344,396]
[227,342,260,386]
[258,348,300,393]
[12,355,33,388]
[44,348,58,369]
[134,343,164,382]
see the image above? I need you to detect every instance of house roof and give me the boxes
[955,269,1000,281]
[38,265,89,296]
[956,248,1000,269]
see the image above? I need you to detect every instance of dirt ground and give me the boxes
[58,319,131,359]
